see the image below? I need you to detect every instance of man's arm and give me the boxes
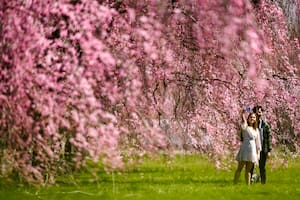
[265,122,272,153]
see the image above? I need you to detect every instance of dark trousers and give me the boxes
[250,151,268,184]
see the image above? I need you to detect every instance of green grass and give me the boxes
[1,154,300,200]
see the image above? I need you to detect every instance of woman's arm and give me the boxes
[241,110,247,130]
[255,129,262,154]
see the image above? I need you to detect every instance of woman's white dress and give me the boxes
[236,122,261,163]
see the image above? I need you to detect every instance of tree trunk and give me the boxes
[274,0,300,38]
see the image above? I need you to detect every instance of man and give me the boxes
[251,105,272,184]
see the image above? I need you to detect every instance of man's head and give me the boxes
[252,105,264,119]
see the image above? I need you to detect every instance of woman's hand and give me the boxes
[241,109,246,116]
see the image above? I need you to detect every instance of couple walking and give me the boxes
[234,106,272,185]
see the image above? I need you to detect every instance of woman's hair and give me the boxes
[247,112,258,129]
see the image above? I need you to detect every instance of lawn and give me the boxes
[1,154,300,200]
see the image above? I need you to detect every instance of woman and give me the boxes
[234,110,261,185]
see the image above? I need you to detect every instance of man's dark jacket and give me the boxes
[260,120,272,153]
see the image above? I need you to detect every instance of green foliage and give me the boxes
[1,154,300,200]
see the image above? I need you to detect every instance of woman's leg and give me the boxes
[234,161,245,184]
[245,162,254,185]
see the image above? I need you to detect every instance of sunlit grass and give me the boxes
[1,154,300,200]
